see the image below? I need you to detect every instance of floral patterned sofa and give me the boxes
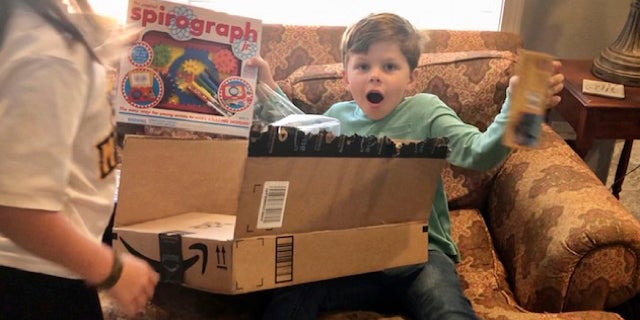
[103,25,640,320]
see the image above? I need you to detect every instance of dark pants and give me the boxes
[0,265,103,320]
[262,249,478,320]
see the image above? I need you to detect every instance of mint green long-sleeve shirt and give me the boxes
[323,93,512,262]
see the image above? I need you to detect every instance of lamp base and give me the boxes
[592,48,640,86]
[592,0,640,86]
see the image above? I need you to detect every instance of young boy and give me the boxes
[248,12,564,320]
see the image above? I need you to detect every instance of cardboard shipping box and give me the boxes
[112,135,445,294]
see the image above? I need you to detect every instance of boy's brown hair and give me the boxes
[340,13,425,71]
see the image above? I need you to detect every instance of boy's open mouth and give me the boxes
[366,91,384,104]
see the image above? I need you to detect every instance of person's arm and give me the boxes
[0,207,114,284]
[0,206,157,315]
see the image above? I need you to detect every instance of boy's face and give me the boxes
[343,41,416,120]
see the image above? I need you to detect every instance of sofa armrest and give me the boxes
[486,124,640,312]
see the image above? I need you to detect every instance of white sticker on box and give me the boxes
[256,181,289,229]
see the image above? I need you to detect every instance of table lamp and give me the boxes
[592,0,640,86]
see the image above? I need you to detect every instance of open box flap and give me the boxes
[116,212,236,241]
[234,156,444,238]
[115,136,247,226]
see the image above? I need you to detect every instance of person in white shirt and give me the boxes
[0,0,158,318]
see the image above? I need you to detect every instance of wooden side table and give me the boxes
[555,59,640,199]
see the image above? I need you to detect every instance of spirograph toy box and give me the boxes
[114,0,262,137]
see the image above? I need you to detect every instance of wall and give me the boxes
[516,0,631,182]
[519,0,629,58]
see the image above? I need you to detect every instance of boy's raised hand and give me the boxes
[246,56,278,90]
[509,60,565,109]
[547,61,565,107]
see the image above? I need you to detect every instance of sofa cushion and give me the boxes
[261,25,346,81]
[279,50,515,209]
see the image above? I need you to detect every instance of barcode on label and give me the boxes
[256,181,289,229]
[275,236,293,283]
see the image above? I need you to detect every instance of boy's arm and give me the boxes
[432,61,564,171]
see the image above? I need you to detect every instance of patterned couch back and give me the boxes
[260,25,522,209]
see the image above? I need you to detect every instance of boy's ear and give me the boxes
[408,68,418,89]
[342,69,350,91]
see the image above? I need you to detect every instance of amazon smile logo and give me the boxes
[118,232,210,283]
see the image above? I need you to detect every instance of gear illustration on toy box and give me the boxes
[124,30,245,116]
[128,41,154,67]
[232,38,259,60]
[168,6,196,41]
